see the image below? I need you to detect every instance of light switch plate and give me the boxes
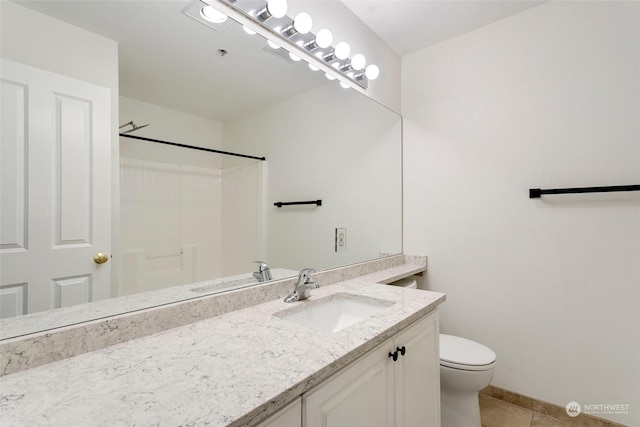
[335,228,346,252]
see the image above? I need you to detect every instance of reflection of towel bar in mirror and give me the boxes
[529,184,640,198]
[274,200,322,208]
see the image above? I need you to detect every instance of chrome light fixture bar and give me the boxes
[203,0,380,90]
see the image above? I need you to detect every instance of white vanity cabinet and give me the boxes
[303,311,440,427]
[303,334,393,427]
[254,398,302,427]
[393,311,440,426]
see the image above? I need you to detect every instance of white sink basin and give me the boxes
[275,293,394,332]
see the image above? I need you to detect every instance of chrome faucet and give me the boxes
[284,268,319,303]
[253,261,272,282]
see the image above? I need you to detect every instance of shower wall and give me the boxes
[119,159,222,295]
[219,161,265,277]
[118,97,225,296]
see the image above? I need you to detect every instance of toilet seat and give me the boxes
[440,359,496,371]
[440,334,497,371]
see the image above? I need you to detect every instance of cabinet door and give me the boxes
[394,311,440,427]
[303,340,393,427]
[254,398,301,427]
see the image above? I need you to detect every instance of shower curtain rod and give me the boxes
[119,133,266,161]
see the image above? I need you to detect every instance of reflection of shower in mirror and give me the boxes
[119,120,150,134]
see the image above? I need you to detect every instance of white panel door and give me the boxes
[0,59,111,318]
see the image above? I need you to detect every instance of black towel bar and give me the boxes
[529,185,640,198]
[274,200,322,208]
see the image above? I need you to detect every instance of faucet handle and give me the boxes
[253,261,269,272]
[298,268,317,282]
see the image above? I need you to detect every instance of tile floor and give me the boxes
[479,386,627,427]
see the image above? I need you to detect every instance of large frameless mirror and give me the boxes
[0,0,402,339]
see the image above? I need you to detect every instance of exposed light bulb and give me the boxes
[322,42,348,63]
[255,0,287,20]
[334,42,350,60]
[242,25,257,35]
[325,72,336,81]
[267,40,280,49]
[266,0,287,18]
[351,54,366,71]
[308,63,319,71]
[340,81,350,89]
[292,12,312,34]
[365,64,380,80]
[289,51,301,61]
[315,29,333,48]
[304,29,333,51]
[200,6,228,24]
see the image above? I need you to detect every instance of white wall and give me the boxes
[402,2,640,424]
[0,1,120,293]
[223,83,402,273]
[0,2,117,89]
[119,97,224,294]
[119,96,223,167]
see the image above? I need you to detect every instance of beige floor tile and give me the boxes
[479,386,626,427]
[531,412,576,427]
[532,401,617,427]
[533,401,573,422]
[480,395,533,427]
[481,385,535,411]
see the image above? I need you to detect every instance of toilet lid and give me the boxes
[392,277,417,288]
[440,334,496,367]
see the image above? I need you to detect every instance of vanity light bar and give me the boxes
[208,0,379,90]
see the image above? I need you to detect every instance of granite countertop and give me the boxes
[0,268,299,340]
[0,272,444,426]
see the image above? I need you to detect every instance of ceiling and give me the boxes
[16,0,329,121]
[15,0,546,121]
[343,0,545,56]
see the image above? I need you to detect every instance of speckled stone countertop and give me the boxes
[0,272,444,426]
[0,268,298,340]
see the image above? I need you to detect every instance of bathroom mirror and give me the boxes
[0,0,401,339]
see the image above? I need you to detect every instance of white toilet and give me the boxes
[390,276,419,289]
[439,334,497,427]
[389,278,496,427]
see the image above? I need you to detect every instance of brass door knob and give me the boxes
[94,253,109,264]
